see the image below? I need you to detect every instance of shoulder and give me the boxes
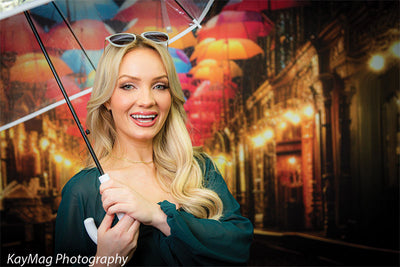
[61,167,101,198]
[194,152,224,188]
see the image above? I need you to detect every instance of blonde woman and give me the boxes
[55,32,253,266]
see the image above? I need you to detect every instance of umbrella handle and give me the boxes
[84,173,124,244]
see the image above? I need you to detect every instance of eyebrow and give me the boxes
[118,74,169,82]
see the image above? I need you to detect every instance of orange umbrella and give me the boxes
[45,19,114,50]
[190,59,243,82]
[10,53,73,83]
[190,38,263,61]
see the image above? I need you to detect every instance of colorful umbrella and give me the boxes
[168,47,192,73]
[197,10,274,41]
[190,38,263,61]
[30,0,119,23]
[190,59,242,82]
[45,19,114,50]
[192,80,237,99]
[0,13,44,54]
[10,53,73,83]
[125,25,197,49]
[113,0,213,45]
[46,76,81,100]
[61,49,103,75]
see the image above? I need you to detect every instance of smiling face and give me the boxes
[106,47,172,146]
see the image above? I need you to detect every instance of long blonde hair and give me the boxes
[85,36,223,220]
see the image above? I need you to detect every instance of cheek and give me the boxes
[110,93,132,111]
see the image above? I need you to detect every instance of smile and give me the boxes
[130,113,158,127]
[131,114,157,120]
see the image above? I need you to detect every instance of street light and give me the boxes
[390,41,400,58]
[368,54,385,71]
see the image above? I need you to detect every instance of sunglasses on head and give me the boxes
[105,32,169,48]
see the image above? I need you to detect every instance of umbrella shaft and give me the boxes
[24,11,104,175]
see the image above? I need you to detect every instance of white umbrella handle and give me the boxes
[84,173,124,244]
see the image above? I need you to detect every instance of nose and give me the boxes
[137,88,156,107]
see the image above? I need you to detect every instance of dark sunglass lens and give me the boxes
[143,32,168,43]
[109,34,135,45]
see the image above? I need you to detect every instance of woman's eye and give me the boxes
[154,84,169,90]
[120,84,135,90]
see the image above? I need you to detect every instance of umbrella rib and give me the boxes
[24,10,104,175]
[51,1,96,72]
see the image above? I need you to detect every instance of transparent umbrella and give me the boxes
[0,0,215,245]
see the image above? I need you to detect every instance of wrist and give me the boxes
[152,205,171,236]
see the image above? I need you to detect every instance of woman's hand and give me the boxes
[94,214,140,267]
[100,178,170,235]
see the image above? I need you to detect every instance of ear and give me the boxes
[104,101,111,111]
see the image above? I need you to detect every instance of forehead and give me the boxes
[119,47,167,77]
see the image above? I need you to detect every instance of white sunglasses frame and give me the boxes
[105,31,169,48]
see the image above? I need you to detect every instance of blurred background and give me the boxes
[0,0,399,265]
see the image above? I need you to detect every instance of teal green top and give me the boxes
[55,156,253,266]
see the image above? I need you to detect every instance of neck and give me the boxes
[111,138,153,163]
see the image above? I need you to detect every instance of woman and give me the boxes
[55,32,253,266]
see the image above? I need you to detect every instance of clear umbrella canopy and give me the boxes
[0,0,214,133]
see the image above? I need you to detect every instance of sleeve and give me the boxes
[54,174,97,263]
[156,157,254,266]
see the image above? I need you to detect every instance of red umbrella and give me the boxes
[56,93,91,121]
[197,10,273,41]
[223,0,309,12]
[46,76,81,100]
[46,19,114,50]
[0,13,45,54]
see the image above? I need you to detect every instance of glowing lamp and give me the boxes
[390,41,400,58]
[369,54,385,71]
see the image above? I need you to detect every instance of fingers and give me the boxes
[113,214,136,232]
[129,220,141,236]
[98,213,114,233]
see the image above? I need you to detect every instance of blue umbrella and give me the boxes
[61,49,103,75]
[30,0,119,25]
[168,47,192,73]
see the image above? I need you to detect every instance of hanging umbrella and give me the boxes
[113,0,214,45]
[30,0,119,24]
[192,80,237,99]
[223,0,309,12]
[0,13,45,54]
[46,76,81,100]
[10,53,73,83]
[197,10,274,41]
[61,49,103,75]
[190,38,263,61]
[168,47,192,73]
[190,59,243,82]
[45,19,114,50]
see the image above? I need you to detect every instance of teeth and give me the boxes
[131,114,156,119]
